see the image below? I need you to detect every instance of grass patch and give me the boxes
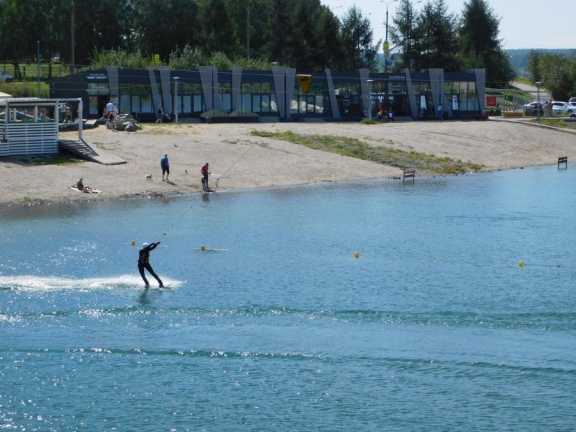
[360,119,379,125]
[251,130,484,175]
[0,81,49,97]
[533,118,576,130]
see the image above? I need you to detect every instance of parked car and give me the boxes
[0,71,13,82]
[551,101,569,115]
[569,97,576,104]
[523,101,544,116]
[568,102,576,114]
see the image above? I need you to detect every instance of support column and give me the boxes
[472,68,486,114]
[325,68,341,120]
[272,66,286,119]
[359,68,371,118]
[212,66,222,111]
[106,66,119,101]
[148,68,163,115]
[429,68,444,120]
[232,66,243,113]
[159,66,172,115]
[285,68,296,120]
[404,69,418,120]
[199,66,214,111]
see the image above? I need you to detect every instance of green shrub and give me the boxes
[0,81,49,97]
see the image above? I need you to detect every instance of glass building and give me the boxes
[50,67,485,122]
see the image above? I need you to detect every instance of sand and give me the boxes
[0,120,574,208]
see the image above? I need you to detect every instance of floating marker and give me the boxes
[518,260,526,269]
[352,252,361,259]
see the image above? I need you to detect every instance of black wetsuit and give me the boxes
[138,242,164,288]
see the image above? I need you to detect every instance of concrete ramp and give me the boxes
[59,139,126,165]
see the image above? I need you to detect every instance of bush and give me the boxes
[0,81,49,97]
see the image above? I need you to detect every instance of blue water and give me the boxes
[1,166,576,431]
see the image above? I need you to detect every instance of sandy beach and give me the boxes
[0,120,574,208]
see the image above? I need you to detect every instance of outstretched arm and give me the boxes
[149,242,161,250]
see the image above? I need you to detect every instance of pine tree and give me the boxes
[268,0,290,64]
[198,0,239,57]
[317,6,344,70]
[135,0,199,60]
[340,6,378,70]
[391,0,418,69]
[413,0,460,71]
[459,0,514,86]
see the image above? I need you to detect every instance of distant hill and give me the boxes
[507,49,576,77]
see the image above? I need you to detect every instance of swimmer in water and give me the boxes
[138,242,164,288]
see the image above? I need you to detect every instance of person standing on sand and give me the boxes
[161,154,170,181]
[201,162,210,192]
[138,242,164,288]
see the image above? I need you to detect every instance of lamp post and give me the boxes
[70,0,76,73]
[536,81,542,122]
[246,0,251,59]
[173,76,180,123]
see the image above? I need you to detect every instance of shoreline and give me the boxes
[1,121,574,213]
[0,162,560,216]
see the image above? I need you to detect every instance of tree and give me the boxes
[391,0,418,70]
[198,0,239,57]
[340,6,379,70]
[317,6,345,70]
[413,0,460,71]
[527,51,542,82]
[134,0,199,60]
[268,0,291,64]
[459,0,514,86]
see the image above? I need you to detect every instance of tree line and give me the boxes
[0,0,513,86]
[392,0,514,87]
[0,0,378,75]
[527,52,576,100]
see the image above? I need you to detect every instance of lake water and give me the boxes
[1,166,576,431]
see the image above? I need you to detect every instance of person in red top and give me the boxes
[201,162,210,192]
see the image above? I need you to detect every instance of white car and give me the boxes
[567,102,576,114]
[551,101,569,114]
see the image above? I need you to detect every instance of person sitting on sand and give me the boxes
[76,178,85,191]
[138,242,164,288]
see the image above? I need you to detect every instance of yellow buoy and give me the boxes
[518,260,526,269]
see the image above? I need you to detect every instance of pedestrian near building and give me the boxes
[201,162,210,192]
[161,154,170,181]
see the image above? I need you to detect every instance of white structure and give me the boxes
[0,98,82,157]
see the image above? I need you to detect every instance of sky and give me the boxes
[320,0,576,50]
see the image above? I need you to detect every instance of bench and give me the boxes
[558,156,568,170]
[402,168,416,183]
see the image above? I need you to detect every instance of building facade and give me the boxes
[50,66,486,122]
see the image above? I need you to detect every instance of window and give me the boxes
[193,95,203,113]
[253,95,261,113]
[141,95,153,113]
[131,96,141,113]
[89,97,98,115]
[183,96,192,113]
[120,95,131,113]
[221,94,232,112]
